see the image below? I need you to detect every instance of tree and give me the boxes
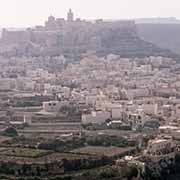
[3,127,18,137]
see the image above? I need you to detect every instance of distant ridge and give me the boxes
[135,17,180,24]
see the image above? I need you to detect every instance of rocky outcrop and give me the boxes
[0,21,177,58]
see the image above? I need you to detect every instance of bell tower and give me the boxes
[67,9,74,22]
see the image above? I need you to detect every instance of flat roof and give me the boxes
[159,126,180,130]
[152,139,168,144]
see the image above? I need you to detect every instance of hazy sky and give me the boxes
[0,0,180,27]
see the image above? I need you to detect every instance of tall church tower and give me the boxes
[67,9,74,22]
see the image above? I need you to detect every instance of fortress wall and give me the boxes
[1,30,31,44]
[0,19,174,57]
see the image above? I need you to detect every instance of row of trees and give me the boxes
[86,135,136,147]
[38,138,85,152]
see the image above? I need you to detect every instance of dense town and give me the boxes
[0,9,179,180]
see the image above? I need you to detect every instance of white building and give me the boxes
[141,103,158,115]
[144,138,176,162]
[82,111,111,124]
[43,101,69,112]
[0,78,15,90]
[128,109,148,130]
[111,104,123,120]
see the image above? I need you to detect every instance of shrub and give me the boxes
[3,127,18,137]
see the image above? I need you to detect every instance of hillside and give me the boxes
[0,23,177,58]
[137,23,180,55]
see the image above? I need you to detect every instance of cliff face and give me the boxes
[98,27,174,57]
[137,23,180,55]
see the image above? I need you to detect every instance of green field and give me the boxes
[0,148,50,158]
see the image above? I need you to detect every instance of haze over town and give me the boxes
[0,1,179,180]
[0,0,180,27]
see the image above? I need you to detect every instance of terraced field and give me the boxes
[71,146,136,157]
